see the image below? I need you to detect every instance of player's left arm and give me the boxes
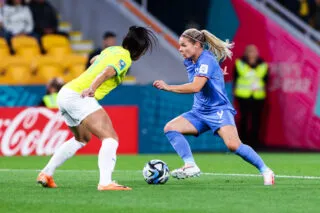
[153,77,208,94]
[80,66,116,98]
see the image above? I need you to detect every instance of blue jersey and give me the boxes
[184,50,236,114]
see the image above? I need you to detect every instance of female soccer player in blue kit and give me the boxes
[153,28,274,185]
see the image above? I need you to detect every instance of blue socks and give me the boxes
[165,131,267,173]
[165,131,195,164]
[235,144,268,173]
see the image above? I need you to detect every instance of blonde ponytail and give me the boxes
[200,30,234,62]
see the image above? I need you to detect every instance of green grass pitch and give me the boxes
[1,153,319,213]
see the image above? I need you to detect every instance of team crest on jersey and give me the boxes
[199,64,208,74]
[118,59,126,70]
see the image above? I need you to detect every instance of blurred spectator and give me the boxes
[0,0,5,37]
[28,0,65,37]
[39,77,64,108]
[233,45,268,148]
[3,0,34,36]
[86,31,116,68]
[3,0,35,53]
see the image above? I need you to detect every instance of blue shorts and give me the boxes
[181,109,236,136]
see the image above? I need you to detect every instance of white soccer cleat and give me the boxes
[171,164,201,179]
[262,168,275,185]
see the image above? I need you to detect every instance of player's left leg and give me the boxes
[217,125,275,185]
[37,124,90,188]
[82,108,131,190]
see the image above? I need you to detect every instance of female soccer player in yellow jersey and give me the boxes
[37,26,157,191]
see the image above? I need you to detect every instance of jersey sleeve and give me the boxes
[105,54,128,76]
[195,56,221,79]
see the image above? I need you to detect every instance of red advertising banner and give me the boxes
[0,107,138,156]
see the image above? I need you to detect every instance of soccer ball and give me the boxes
[143,159,170,184]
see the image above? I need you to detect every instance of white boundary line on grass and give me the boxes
[0,169,320,180]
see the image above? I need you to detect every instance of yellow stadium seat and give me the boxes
[0,69,9,84]
[0,38,8,46]
[63,54,87,78]
[2,57,33,84]
[0,55,10,74]
[62,70,74,83]
[16,47,41,59]
[0,47,10,57]
[12,36,39,49]
[47,46,71,56]
[32,55,61,68]
[42,34,71,56]
[0,38,10,57]
[65,54,87,66]
[69,63,86,78]
[35,56,64,82]
[37,65,64,82]
[6,65,33,84]
[11,36,41,58]
[42,34,69,48]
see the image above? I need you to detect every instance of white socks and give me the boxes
[98,138,118,186]
[42,137,118,186]
[42,137,85,176]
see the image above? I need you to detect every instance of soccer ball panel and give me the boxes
[142,159,169,184]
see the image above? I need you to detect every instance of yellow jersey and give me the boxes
[65,46,132,100]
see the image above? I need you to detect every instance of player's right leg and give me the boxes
[37,123,91,188]
[81,108,131,191]
[164,112,208,179]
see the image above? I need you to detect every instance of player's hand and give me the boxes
[153,80,169,91]
[81,88,95,98]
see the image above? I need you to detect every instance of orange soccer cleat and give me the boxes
[37,172,57,188]
[97,181,132,191]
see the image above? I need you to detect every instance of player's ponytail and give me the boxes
[201,30,234,61]
[182,29,234,62]
[122,26,158,61]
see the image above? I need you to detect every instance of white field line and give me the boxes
[0,169,320,180]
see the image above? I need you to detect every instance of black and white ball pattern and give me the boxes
[143,159,170,184]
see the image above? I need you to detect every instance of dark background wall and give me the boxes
[134,0,211,34]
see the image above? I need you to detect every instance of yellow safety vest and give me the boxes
[234,59,268,100]
[43,93,58,108]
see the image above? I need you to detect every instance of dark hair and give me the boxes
[103,31,116,40]
[6,0,26,5]
[122,26,157,61]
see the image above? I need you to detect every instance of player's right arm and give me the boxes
[80,66,116,98]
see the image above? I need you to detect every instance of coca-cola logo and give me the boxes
[0,108,71,156]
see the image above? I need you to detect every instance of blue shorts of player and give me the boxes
[182,109,236,135]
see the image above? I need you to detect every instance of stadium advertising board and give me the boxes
[0,107,138,156]
[230,0,320,149]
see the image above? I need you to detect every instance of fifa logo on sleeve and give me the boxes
[118,59,126,70]
[199,64,208,74]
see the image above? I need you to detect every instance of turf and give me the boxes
[1,153,319,213]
